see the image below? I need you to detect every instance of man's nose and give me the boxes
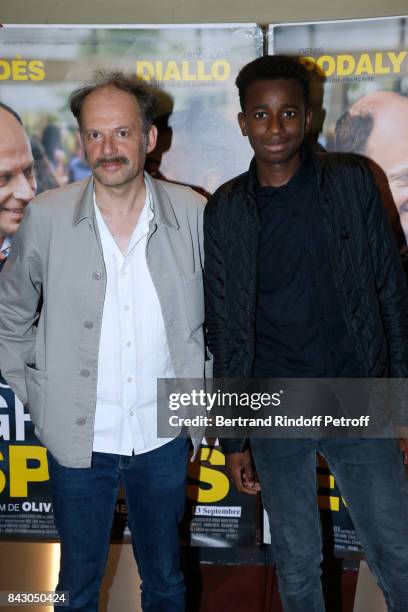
[267,114,283,135]
[14,173,35,203]
[101,135,115,156]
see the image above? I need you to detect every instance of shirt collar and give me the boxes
[74,173,178,229]
[92,178,153,222]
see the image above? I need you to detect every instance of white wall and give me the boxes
[1,0,407,25]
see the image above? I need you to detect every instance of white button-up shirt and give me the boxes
[92,184,174,455]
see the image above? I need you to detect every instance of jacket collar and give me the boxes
[144,172,179,229]
[73,177,94,226]
[247,157,258,204]
[73,172,179,229]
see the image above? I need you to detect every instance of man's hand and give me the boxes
[225,449,261,495]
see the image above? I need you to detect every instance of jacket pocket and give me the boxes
[24,363,47,430]
[183,270,205,332]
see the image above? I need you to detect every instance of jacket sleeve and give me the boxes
[204,192,230,378]
[361,164,408,427]
[0,204,44,402]
[361,163,408,378]
[204,191,247,454]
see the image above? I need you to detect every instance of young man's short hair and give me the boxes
[236,55,310,111]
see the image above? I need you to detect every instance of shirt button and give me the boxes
[126,341,132,347]
[80,369,90,377]
[92,271,102,280]
[76,417,86,426]
[84,321,94,329]
[124,305,130,311]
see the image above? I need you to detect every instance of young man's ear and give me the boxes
[304,108,313,134]
[238,112,248,137]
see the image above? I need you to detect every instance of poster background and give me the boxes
[0,375,55,538]
[0,25,261,195]
[269,16,408,246]
[3,18,406,561]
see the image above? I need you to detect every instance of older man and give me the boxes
[0,72,207,611]
[0,103,35,270]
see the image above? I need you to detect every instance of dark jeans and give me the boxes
[48,438,189,612]
[251,437,408,612]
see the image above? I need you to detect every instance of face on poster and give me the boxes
[0,25,261,196]
[270,17,408,243]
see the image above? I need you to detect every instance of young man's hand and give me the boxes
[225,449,261,495]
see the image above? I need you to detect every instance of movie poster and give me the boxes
[4,17,403,561]
[183,444,261,563]
[0,376,56,538]
[0,24,262,556]
[269,16,408,247]
[0,25,261,196]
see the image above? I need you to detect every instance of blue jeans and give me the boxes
[251,438,408,612]
[48,438,189,612]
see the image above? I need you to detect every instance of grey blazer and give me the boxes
[0,174,210,467]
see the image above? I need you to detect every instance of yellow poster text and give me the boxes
[0,445,49,497]
[187,447,230,503]
[0,56,45,81]
[136,60,231,82]
[300,51,407,78]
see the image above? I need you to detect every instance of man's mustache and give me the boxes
[94,156,129,168]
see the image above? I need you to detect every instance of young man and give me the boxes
[0,72,206,611]
[204,55,408,611]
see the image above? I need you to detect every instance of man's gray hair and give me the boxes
[335,111,374,154]
[69,70,156,135]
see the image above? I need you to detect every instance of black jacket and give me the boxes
[204,152,408,452]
